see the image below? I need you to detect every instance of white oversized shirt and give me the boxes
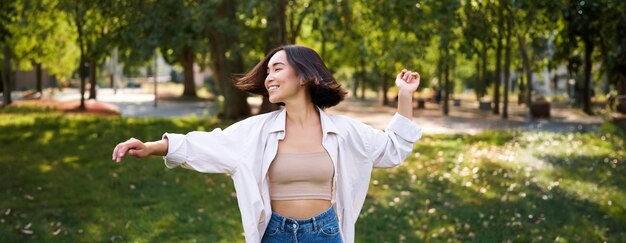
[162,107,422,243]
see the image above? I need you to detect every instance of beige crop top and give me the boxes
[268,152,334,201]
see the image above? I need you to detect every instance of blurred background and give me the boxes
[1,0,625,242]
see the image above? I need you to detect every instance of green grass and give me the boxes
[359,126,626,242]
[1,108,625,242]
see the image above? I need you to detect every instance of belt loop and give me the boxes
[312,217,317,232]
[281,217,287,231]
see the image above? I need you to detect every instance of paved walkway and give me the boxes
[3,88,605,134]
[328,98,604,134]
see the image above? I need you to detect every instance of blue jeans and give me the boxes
[261,205,343,243]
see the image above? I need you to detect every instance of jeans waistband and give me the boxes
[269,205,337,232]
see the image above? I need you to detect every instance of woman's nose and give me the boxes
[265,73,274,82]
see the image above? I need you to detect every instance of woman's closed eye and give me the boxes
[266,68,282,74]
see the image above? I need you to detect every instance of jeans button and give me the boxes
[292,223,297,228]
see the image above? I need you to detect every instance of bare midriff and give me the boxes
[271,199,331,219]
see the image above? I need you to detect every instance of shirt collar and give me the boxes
[268,107,340,136]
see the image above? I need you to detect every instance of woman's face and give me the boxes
[265,50,305,104]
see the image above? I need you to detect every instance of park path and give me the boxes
[4,88,605,134]
[328,97,604,134]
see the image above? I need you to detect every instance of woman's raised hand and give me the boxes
[395,69,420,93]
[112,138,150,163]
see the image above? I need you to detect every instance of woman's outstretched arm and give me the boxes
[112,138,169,163]
[395,69,420,119]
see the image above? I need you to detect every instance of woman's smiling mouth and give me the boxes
[268,85,279,91]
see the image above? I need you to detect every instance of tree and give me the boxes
[205,0,251,119]
[507,0,559,115]
[431,0,462,115]
[570,0,626,101]
[359,0,427,106]
[563,0,604,114]
[460,0,494,102]
[492,1,504,114]
[258,0,289,114]
[60,0,115,108]
[151,0,213,98]
[502,0,514,119]
[0,0,16,105]
[110,1,161,76]
[9,0,79,95]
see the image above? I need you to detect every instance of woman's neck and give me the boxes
[284,101,319,128]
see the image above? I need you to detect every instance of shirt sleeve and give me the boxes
[162,122,248,174]
[367,113,422,168]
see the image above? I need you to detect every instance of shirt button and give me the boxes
[293,223,297,228]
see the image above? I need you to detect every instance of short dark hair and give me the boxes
[234,45,346,109]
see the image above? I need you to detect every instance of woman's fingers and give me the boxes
[112,143,125,161]
[113,138,143,163]
[397,69,420,82]
[409,72,420,83]
[115,143,130,163]
[402,70,410,81]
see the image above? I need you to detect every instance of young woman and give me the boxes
[112,45,422,243]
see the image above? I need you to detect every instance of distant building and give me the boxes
[14,68,56,91]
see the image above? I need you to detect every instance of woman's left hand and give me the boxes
[395,69,420,93]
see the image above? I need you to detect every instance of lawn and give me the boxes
[1,107,625,242]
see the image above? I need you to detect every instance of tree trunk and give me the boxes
[211,49,250,119]
[112,48,118,94]
[74,2,87,110]
[437,48,444,103]
[2,44,12,105]
[181,46,197,97]
[360,57,366,100]
[360,74,366,100]
[213,53,250,119]
[518,34,532,107]
[502,3,513,119]
[266,0,287,50]
[220,52,251,119]
[88,58,97,99]
[480,42,488,99]
[35,62,42,94]
[352,68,359,98]
[493,9,503,114]
[582,38,594,114]
[475,59,481,101]
[382,72,389,106]
[443,52,450,115]
[618,71,626,96]
[208,0,251,119]
[550,62,558,95]
[79,55,86,110]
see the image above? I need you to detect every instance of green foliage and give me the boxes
[2,0,626,106]
[1,0,79,80]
